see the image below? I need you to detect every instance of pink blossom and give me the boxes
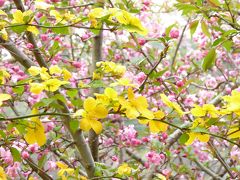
[111,155,118,161]
[27,144,39,153]
[170,29,180,39]
[47,161,57,171]
[40,34,49,41]
[230,145,240,162]
[26,43,34,49]
[0,0,5,7]
[22,151,29,159]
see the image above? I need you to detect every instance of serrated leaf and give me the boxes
[201,48,216,71]
[201,21,211,37]
[189,20,199,36]
[10,147,21,162]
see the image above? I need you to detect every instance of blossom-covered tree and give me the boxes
[0,0,239,179]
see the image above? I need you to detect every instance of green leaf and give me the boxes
[179,133,189,145]
[212,37,225,47]
[89,80,105,88]
[175,3,198,15]
[165,24,176,37]
[201,21,211,37]
[222,30,237,37]
[10,147,21,162]
[11,24,27,34]
[13,86,24,95]
[69,120,79,133]
[192,127,208,133]
[67,89,78,99]
[208,0,221,7]
[201,48,216,71]
[52,24,69,35]
[0,130,6,139]
[52,94,67,103]
[222,40,233,52]
[189,20,199,36]
[38,154,47,169]
[206,118,218,126]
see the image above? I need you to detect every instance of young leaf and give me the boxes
[189,20,199,36]
[201,48,216,71]
[201,21,211,37]
[10,147,22,162]
[179,133,189,145]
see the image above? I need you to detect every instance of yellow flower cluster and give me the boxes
[93,61,126,80]
[24,108,46,146]
[12,10,39,35]
[0,10,8,40]
[117,163,132,176]
[0,69,10,84]
[74,87,167,134]
[88,8,148,36]
[28,65,71,94]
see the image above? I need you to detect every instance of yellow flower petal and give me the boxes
[83,97,97,112]
[29,83,45,94]
[228,128,240,139]
[90,119,103,134]
[80,118,91,131]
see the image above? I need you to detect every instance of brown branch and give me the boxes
[25,158,53,180]
[0,37,35,68]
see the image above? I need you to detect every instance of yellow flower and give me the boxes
[0,69,10,84]
[75,97,108,134]
[62,68,72,81]
[88,8,108,27]
[56,162,74,180]
[0,28,8,40]
[95,87,119,108]
[29,83,45,94]
[12,10,39,35]
[43,78,69,92]
[139,110,167,133]
[50,10,75,24]
[110,78,136,87]
[191,104,218,118]
[24,108,46,146]
[0,93,11,106]
[28,66,50,80]
[110,8,148,36]
[0,166,7,180]
[120,88,154,119]
[185,118,210,145]
[49,65,62,75]
[228,127,240,139]
[160,94,184,116]
[117,163,132,176]
[185,132,210,145]
[223,90,240,116]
